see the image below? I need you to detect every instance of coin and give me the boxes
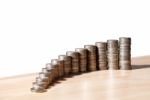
[38,72,50,84]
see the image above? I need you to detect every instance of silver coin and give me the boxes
[119,37,131,44]
[45,63,52,71]
[35,79,49,88]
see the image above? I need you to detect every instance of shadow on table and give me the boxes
[132,64,150,69]
[48,72,91,89]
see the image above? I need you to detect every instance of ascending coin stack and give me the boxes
[107,40,119,70]
[75,48,87,72]
[58,55,71,76]
[119,37,132,70]
[66,51,80,74]
[95,42,107,70]
[31,37,132,93]
[84,45,97,71]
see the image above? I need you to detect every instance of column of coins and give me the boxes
[31,77,48,93]
[66,51,79,74]
[31,82,46,93]
[58,55,72,76]
[107,40,119,70]
[45,63,54,82]
[31,69,50,92]
[75,48,87,72]
[37,72,50,88]
[119,37,132,70]
[51,59,60,79]
[57,56,64,77]
[84,45,97,71]
[95,42,107,70]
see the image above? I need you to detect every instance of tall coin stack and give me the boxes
[66,51,79,74]
[58,55,72,76]
[119,37,132,70]
[95,42,107,70]
[107,40,119,70]
[75,48,87,72]
[84,45,97,71]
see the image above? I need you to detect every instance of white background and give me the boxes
[0,0,150,77]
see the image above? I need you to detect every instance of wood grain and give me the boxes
[0,56,150,100]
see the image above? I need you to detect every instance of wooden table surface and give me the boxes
[0,56,150,100]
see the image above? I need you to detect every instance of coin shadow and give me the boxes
[47,74,79,89]
[47,72,92,89]
[132,64,150,69]
[48,78,65,89]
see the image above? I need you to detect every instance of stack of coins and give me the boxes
[57,57,64,78]
[51,59,60,79]
[42,67,52,84]
[31,82,46,93]
[75,48,87,72]
[66,51,79,74]
[58,55,72,76]
[95,42,107,70]
[37,72,50,87]
[107,40,119,70]
[119,37,132,70]
[45,63,54,82]
[31,68,51,93]
[84,45,97,71]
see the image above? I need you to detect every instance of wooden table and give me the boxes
[0,56,150,100]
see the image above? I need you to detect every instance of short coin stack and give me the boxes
[58,55,71,76]
[95,42,107,70]
[51,59,59,80]
[107,40,119,70]
[119,37,132,70]
[84,45,97,71]
[66,51,80,74]
[75,48,87,72]
[31,63,52,92]
[45,63,53,82]
[57,57,64,78]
